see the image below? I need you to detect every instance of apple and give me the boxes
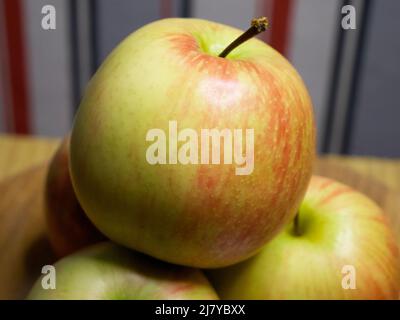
[70,17,315,268]
[27,242,218,300]
[208,176,400,299]
[45,135,105,258]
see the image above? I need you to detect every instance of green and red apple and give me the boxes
[27,242,218,300]
[45,135,105,258]
[70,18,315,268]
[208,176,400,299]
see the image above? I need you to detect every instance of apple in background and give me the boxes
[45,135,105,258]
[27,242,219,300]
[208,176,400,299]
[70,17,315,268]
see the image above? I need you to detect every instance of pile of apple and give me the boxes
[28,17,400,300]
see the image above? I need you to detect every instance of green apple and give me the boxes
[70,17,315,268]
[27,242,218,300]
[208,176,400,299]
[45,135,105,258]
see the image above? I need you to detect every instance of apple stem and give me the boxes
[218,17,269,58]
[293,212,300,236]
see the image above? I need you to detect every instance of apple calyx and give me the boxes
[218,17,269,58]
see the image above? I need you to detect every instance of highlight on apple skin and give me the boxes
[208,176,400,299]
[45,135,105,258]
[27,242,219,300]
[69,18,316,268]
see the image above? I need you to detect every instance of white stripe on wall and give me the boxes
[288,0,340,151]
[23,0,73,137]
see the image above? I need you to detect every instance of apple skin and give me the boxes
[208,176,400,299]
[70,18,315,268]
[27,242,219,300]
[45,135,105,258]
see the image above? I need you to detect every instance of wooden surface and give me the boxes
[0,134,399,299]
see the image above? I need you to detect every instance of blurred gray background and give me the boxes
[0,0,399,157]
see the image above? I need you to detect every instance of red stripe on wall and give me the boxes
[160,0,173,18]
[257,0,273,43]
[2,0,30,134]
[269,0,293,56]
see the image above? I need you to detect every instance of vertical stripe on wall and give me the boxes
[180,0,191,17]
[256,0,274,43]
[160,0,173,18]
[70,0,96,110]
[2,0,30,134]
[69,0,80,112]
[341,0,371,154]
[323,0,370,153]
[89,0,99,72]
[0,0,12,132]
[269,0,293,55]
